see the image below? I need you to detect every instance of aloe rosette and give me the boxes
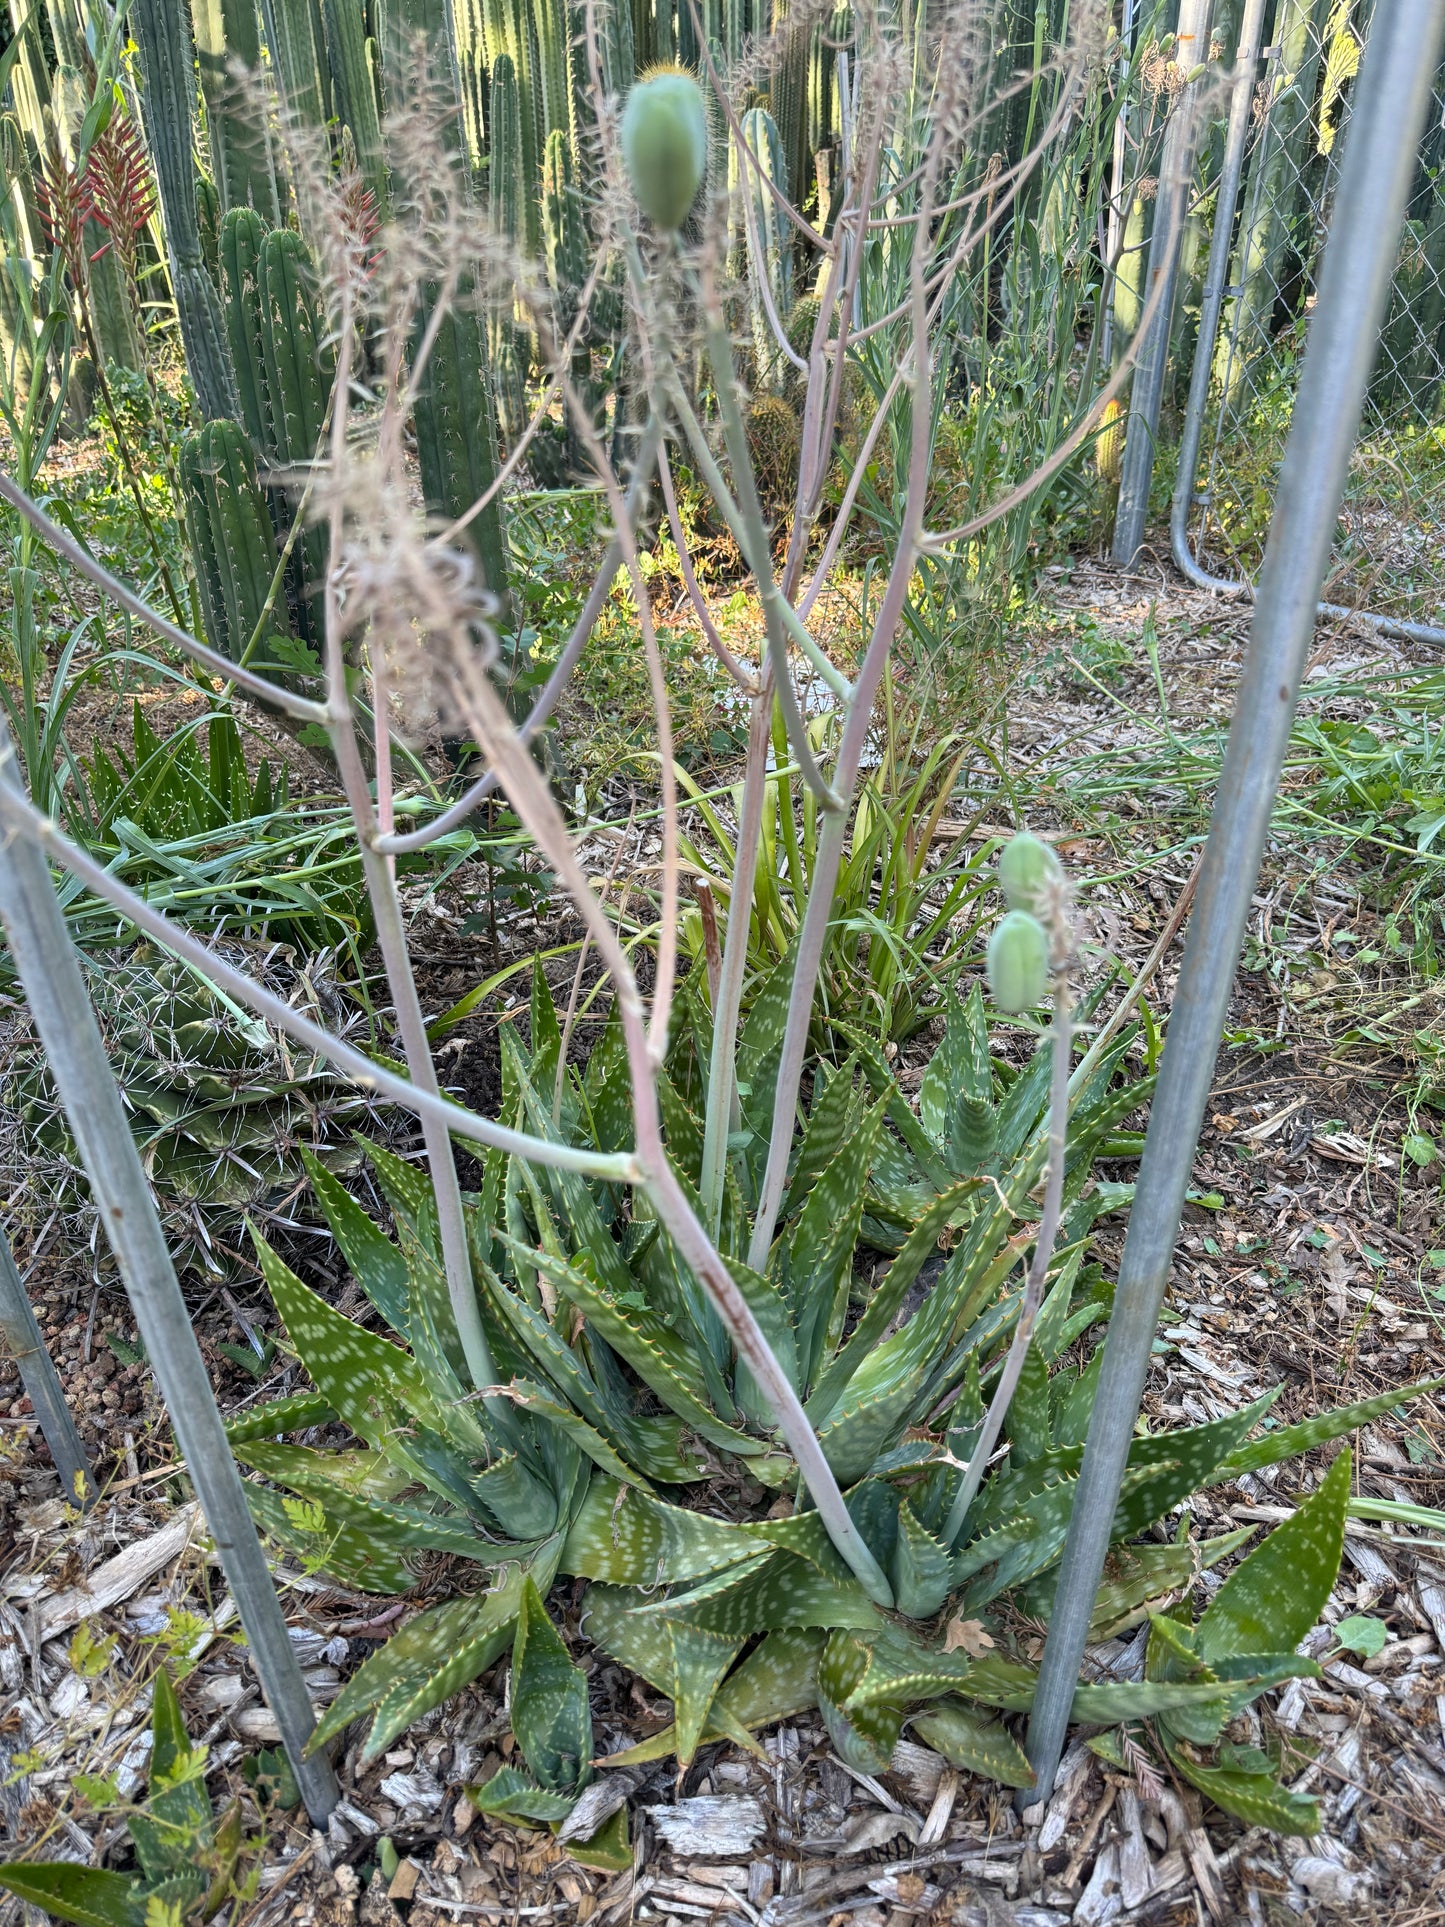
[226,955,1439,1837]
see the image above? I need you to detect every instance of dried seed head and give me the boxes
[987,911,1050,1013]
[621,68,707,232]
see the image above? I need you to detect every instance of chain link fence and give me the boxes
[1171,0,1445,644]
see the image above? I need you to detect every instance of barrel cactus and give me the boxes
[1,947,375,1278]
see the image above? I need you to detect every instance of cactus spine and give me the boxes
[180,418,284,666]
[130,0,241,423]
[192,0,284,223]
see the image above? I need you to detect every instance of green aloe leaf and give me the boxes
[1166,1751,1320,1836]
[817,1630,904,1773]
[251,1229,434,1443]
[223,1391,336,1445]
[584,1585,745,1767]
[640,1550,882,1639]
[891,1500,953,1619]
[790,1095,886,1384]
[0,1864,147,1927]
[808,1177,984,1422]
[243,1483,419,1595]
[1195,1449,1352,1669]
[238,1440,486,1559]
[505,1236,759,1455]
[1006,1342,1051,1464]
[129,1669,211,1885]
[599,1630,825,1767]
[299,1147,409,1331]
[912,1699,1036,1789]
[560,1477,760,1587]
[1214,1379,1443,1482]
[511,1580,592,1794]
[469,1766,576,1822]
[1113,1397,1278,1540]
[567,1805,632,1872]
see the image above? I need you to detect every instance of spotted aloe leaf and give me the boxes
[584,1584,745,1767]
[912,1698,1035,1789]
[1019,1526,1256,1636]
[309,1548,564,1761]
[510,1578,592,1794]
[505,1235,762,1456]
[250,1228,436,1442]
[637,1549,882,1639]
[807,1176,984,1422]
[1165,1751,1320,1836]
[1212,1380,1443,1484]
[599,1629,826,1767]
[0,1862,148,1927]
[817,1629,904,1773]
[1195,1448,1352,1669]
[299,1146,409,1331]
[789,1094,886,1385]
[240,1480,422,1595]
[237,1439,488,1559]
[560,1476,760,1587]
[469,1766,576,1822]
[223,1390,335,1446]
[890,1499,952,1619]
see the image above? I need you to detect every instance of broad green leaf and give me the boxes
[561,1478,759,1587]
[1195,1449,1351,1668]
[243,1483,418,1595]
[0,1864,147,1927]
[641,1550,882,1639]
[567,1804,632,1872]
[511,1579,591,1794]
[299,1148,409,1331]
[1113,1397,1277,1540]
[251,1230,433,1444]
[817,1630,903,1773]
[891,1500,953,1619]
[599,1629,825,1766]
[782,1057,862,1215]
[815,1362,931,1485]
[808,1178,983,1422]
[584,1585,744,1767]
[506,1237,759,1455]
[129,1671,210,1885]
[912,1699,1036,1789]
[1007,1343,1051,1465]
[238,1441,486,1559]
[1166,1752,1320,1836]
[791,1097,886,1383]
[1019,1528,1255,1636]
[469,1766,575,1823]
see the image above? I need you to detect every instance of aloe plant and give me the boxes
[224,948,1428,1835]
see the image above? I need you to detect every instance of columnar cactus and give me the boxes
[257,227,333,637]
[323,0,388,213]
[220,206,270,449]
[180,418,285,667]
[130,0,242,423]
[192,0,284,223]
[740,104,792,388]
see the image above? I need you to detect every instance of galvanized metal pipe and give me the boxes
[1168,0,1267,575]
[1025,0,1445,1808]
[0,722,339,1825]
[1111,0,1215,569]
[1170,0,1445,650]
[0,1222,92,1510]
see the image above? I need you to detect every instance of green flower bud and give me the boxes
[987,911,1050,1012]
[998,831,1063,916]
[621,69,708,232]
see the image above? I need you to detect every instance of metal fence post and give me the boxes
[0,1222,93,1510]
[1111,0,1215,569]
[1024,0,1445,1808]
[0,724,339,1825]
[1169,0,1267,580]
